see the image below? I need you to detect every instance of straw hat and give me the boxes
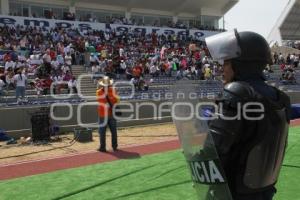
[98,76,113,87]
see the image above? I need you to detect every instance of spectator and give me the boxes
[6,72,15,90]
[91,62,101,84]
[282,67,296,84]
[278,53,284,64]
[5,58,15,72]
[90,52,100,66]
[0,78,5,98]
[65,52,72,67]
[13,69,27,100]
[120,60,127,74]
[42,50,52,74]
[273,52,279,64]
[203,65,212,80]
[293,54,299,68]
[52,74,63,94]
[68,77,78,94]
[32,78,43,97]
[56,54,65,65]
[286,53,291,65]
[150,63,159,77]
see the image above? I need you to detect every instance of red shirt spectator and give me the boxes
[3,53,11,62]
[133,65,143,77]
[43,78,53,89]
[50,50,56,60]
[194,51,201,60]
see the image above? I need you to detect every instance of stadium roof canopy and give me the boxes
[268,0,300,46]
[80,0,238,16]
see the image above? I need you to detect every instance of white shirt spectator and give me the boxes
[65,55,72,66]
[120,61,127,70]
[6,75,14,85]
[68,79,77,88]
[150,65,157,74]
[119,48,124,57]
[90,54,100,63]
[64,46,71,55]
[5,61,15,70]
[279,54,284,62]
[191,66,196,73]
[0,79,5,91]
[290,54,295,62]
[52,75,63,85]
[202,56,209,64]
[61,65,70,74]
[92,65,100,74]
[14,74,27,87]
[104,33,110,41]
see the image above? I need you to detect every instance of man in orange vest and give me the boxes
[96,76,120,152]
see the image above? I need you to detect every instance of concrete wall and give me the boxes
[1,91,300,139]
[0,100,173,138]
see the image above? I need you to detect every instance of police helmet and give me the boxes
[205,29,272,65]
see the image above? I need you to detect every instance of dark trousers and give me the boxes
[98,117,117,150]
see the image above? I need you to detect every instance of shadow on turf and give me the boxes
[283,164,300,169]
[51,157,180,200]
[51,164,157,200]
[104,180,192,200]
[106,150,141,160]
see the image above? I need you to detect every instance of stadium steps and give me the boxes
[72,65,86,78]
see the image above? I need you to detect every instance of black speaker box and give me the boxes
[31,114,50,141]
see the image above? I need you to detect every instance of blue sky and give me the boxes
[224,0,290,38]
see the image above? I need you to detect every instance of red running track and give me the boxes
[0,119,299,181]
[0,140,180,181]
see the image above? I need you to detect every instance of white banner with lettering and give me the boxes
[0,15,219,40]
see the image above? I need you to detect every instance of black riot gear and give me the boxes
[204,30,291,200]
[205,29,272,65]
[205,30,272,81]
[235,31,272,65]
[209,82,290,196]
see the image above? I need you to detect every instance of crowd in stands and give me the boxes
[273,52,299,67]
[0,22,223,101]
[266,52,299,84]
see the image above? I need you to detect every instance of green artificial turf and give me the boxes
[0,126,299,200]
[275,126,300,200]
[0,150,196,200]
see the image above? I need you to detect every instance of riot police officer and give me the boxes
[205,30,291,200]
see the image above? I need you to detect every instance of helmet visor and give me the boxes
[205,30,241,65]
